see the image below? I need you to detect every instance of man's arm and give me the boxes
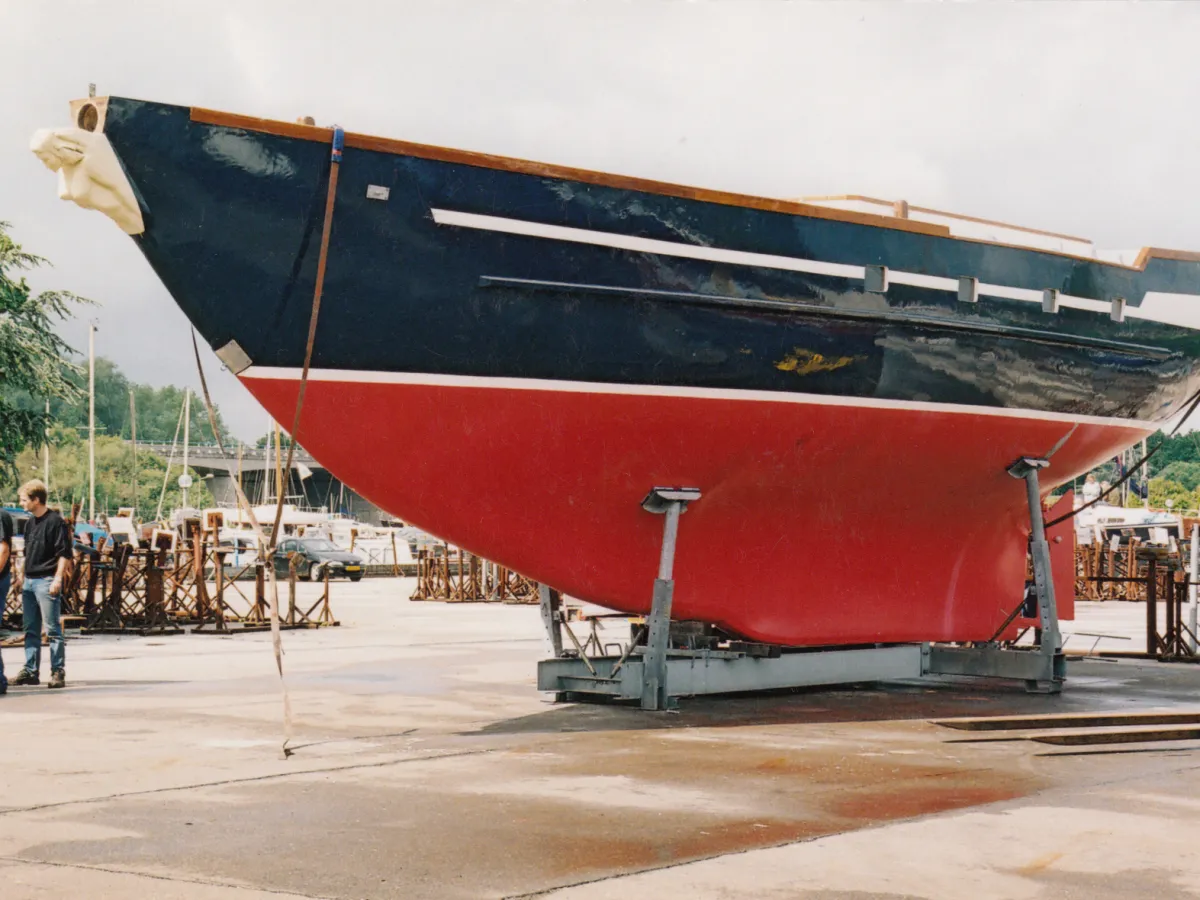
[50,518,72,594]
[51,554,70,592]
[0,514,14,588]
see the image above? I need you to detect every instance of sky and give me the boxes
[3,0,1200,441]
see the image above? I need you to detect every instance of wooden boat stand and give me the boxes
[0,533,341,636]
[409,545,539,604]
[538,462,1066,709]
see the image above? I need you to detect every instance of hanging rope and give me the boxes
[270,125,344,546]
[192,331,293,757]
[187,125,345,759]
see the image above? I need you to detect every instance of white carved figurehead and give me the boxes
[29,126,145,235]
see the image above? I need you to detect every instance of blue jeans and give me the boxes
[23,576,64,674]
[0,570,8,691]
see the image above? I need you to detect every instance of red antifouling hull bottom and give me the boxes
[243,373,1144,645]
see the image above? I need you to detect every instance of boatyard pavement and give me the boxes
[2,581,1200,899]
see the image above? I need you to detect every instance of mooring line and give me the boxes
[186,126,346,759]
[270,125,344,546]
[192,332,294,758]
[1046,384,1200,528]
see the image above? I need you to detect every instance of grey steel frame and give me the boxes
[537,461,1065,708]
[926,456,1065,693]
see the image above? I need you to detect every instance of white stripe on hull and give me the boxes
[430,208,1200,329]
[240,366,1161,431]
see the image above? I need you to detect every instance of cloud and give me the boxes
[5,0,1200,440]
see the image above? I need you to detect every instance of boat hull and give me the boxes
[39,97,1200,645]
[243,368,1134,644]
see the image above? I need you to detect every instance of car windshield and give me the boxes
[302,539,338,552]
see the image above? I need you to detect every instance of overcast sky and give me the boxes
[3,0,1200,441]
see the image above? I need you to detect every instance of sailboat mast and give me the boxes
[263,418,272,505]
[43,398,50,488]
[154,396,187,522]
[88,322,96,521]
[274,423,283,505]
[1142,438,1149,510]
[181,387,191,508]
[129,389,138,517]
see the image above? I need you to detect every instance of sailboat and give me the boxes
[30,95,1200,645]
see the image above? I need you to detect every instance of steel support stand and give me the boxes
[537,462,1069,704]
[639,487,701,710]
[539,584,564,658]
[923,456,1064,693]
[1017,457,1064,693]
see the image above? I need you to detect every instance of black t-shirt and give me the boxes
[23,509,72,578]
[0,510,12,580]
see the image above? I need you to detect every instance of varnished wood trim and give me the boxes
[802,194,1091,243]
[1133,247,1200,268]
[188,107,1200,274]
[189,107,948,237]
[805,194,1200,274]
[192,109,330,143]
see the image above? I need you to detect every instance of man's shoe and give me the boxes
[10,669,38,686]
[48,669,65,689]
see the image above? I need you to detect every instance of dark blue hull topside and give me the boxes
[83,97,1200,423]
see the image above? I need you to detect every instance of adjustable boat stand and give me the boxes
[924,456,1065,693]
[537,461,1066,706]
[638,487,700,709]
[536,487,700,710]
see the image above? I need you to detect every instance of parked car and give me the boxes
[272,537,364,582]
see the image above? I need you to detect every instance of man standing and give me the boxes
[11,480,71,689]
[0,505,13,695]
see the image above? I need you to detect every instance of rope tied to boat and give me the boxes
[190,124,345,759]
[1044,385,1200,530]
[192,331,294,757]
[271,125,343,544]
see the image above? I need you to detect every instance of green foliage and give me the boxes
[7,434,212,518]
[1156,461,1200,492]
[0,221,89,479]
[1148,478,1195,511]
[1081,430,1200,511]
[1147,430,1200,474]
[18,356,233,445]
[254,431,294,449]
[1147,480,1195,513]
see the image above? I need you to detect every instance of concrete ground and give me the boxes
[2,582,1199,899]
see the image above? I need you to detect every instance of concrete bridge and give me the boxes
[133,442,386,524]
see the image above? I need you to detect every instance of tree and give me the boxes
[1146,430,1200,475]
[1148,478,1198,513]
[8,433,213,517]
[255,431,294,449]
[1156,461,1200,492]
[0,221,89,480]
[22,356,235,445]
